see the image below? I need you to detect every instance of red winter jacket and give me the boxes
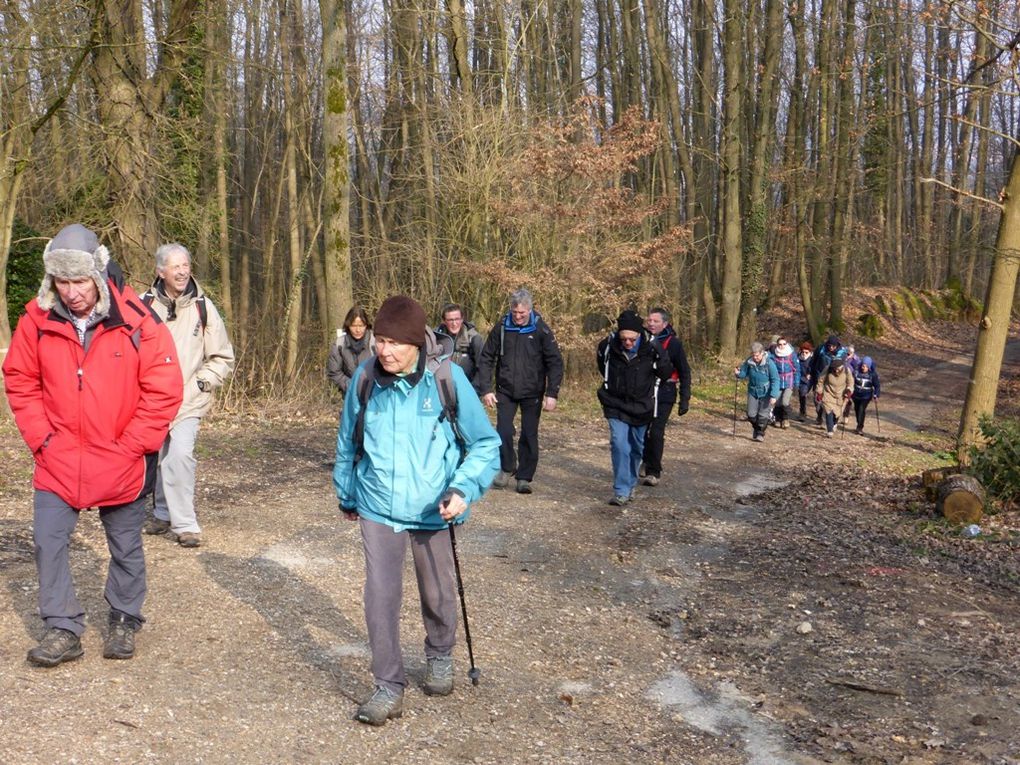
[2,280,183,509]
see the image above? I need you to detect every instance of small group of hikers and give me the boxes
[734,333,882,441]
[3,224,234,670]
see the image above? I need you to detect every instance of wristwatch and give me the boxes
[197,379,210,393]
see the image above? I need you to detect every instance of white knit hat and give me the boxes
[37,224,111,315]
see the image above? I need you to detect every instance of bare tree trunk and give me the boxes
[90,0,200,281]
[957,151,1020,459]
[320,0,353,334]
[827,0,857,332]
[717,0,743,360]
[280,0,304,382]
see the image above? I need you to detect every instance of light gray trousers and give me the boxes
[359,516,458,693]
[154,417,202,534]
[34,490,147,636]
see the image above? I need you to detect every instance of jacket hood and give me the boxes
[862,356,874,369]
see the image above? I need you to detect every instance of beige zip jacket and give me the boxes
[145,277,235,426]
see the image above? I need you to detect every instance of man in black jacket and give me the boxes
[597,310,674,506]
[640,307,692,486]
[476,288,564,494]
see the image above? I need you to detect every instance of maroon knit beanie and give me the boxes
[374,295,427,346]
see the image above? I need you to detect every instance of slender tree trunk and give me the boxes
[717,0,743,360]
[957,151,1020,459]
[321,0,353,333]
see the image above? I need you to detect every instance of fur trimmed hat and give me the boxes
[37,224,111,315]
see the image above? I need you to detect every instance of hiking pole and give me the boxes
[448,522,481,686]
[874,399,881,434]
[732,378,739,437]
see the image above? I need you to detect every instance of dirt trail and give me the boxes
[1,338,1019,764]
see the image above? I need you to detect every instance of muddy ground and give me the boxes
[1,316,1019,765]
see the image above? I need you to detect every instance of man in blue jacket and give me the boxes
[734,342,780,442]
[334,296,500,726]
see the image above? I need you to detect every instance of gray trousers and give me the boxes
[360,517,458,693]
[154,417,202,534]
[746,394,772,435]
[34,490,147,636]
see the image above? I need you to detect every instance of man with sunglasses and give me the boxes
[142,243,235,548]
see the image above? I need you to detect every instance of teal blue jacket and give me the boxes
[736,356,780,399]
[333,352,500,531]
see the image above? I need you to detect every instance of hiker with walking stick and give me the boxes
[815,356,855,438]
[734,342,780,442]
[851,356,881,435]
[333,296,500,726]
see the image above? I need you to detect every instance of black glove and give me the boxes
[677,401,689,416]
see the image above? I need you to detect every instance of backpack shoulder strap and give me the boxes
[352,363,378,464]
[432,358,464,454]
[196,296,208,333]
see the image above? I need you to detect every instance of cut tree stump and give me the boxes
[936,474,986,524]
[922,466,961,501]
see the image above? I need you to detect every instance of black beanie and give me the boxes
[617,310,644,334]
[374,295,427,347]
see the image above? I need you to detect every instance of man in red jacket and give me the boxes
[2,224,183,666]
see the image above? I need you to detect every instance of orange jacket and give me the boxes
[3,279,183,509]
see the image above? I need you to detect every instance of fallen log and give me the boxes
[936,473,985,524]
[922,466,961,501]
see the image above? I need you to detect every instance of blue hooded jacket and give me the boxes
[333,334,500,531]
[737,355,780,399]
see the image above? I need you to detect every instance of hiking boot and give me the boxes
[423,656,454,696]
[779,420,789,429]
[642,475,659,486]
[355,686,404,726]
[103,612,139,660]
[608,495,630,507]
[27,628,83,667]
[855,427,864,435]
[515,480,532,494]
[825,430,834,438]
[492,471,512,489]
[638,463,647,478]
[144,517,171,536]
[176,532,202,548]
[753,433,765,442]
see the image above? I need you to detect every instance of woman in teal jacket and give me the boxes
[734,342,780,442]
[333,296,500,726]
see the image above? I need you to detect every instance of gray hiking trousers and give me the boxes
[359,516,458,693]
[154,417,202,534]
[33,490,147,636]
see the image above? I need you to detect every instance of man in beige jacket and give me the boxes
[142,244,235,547]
